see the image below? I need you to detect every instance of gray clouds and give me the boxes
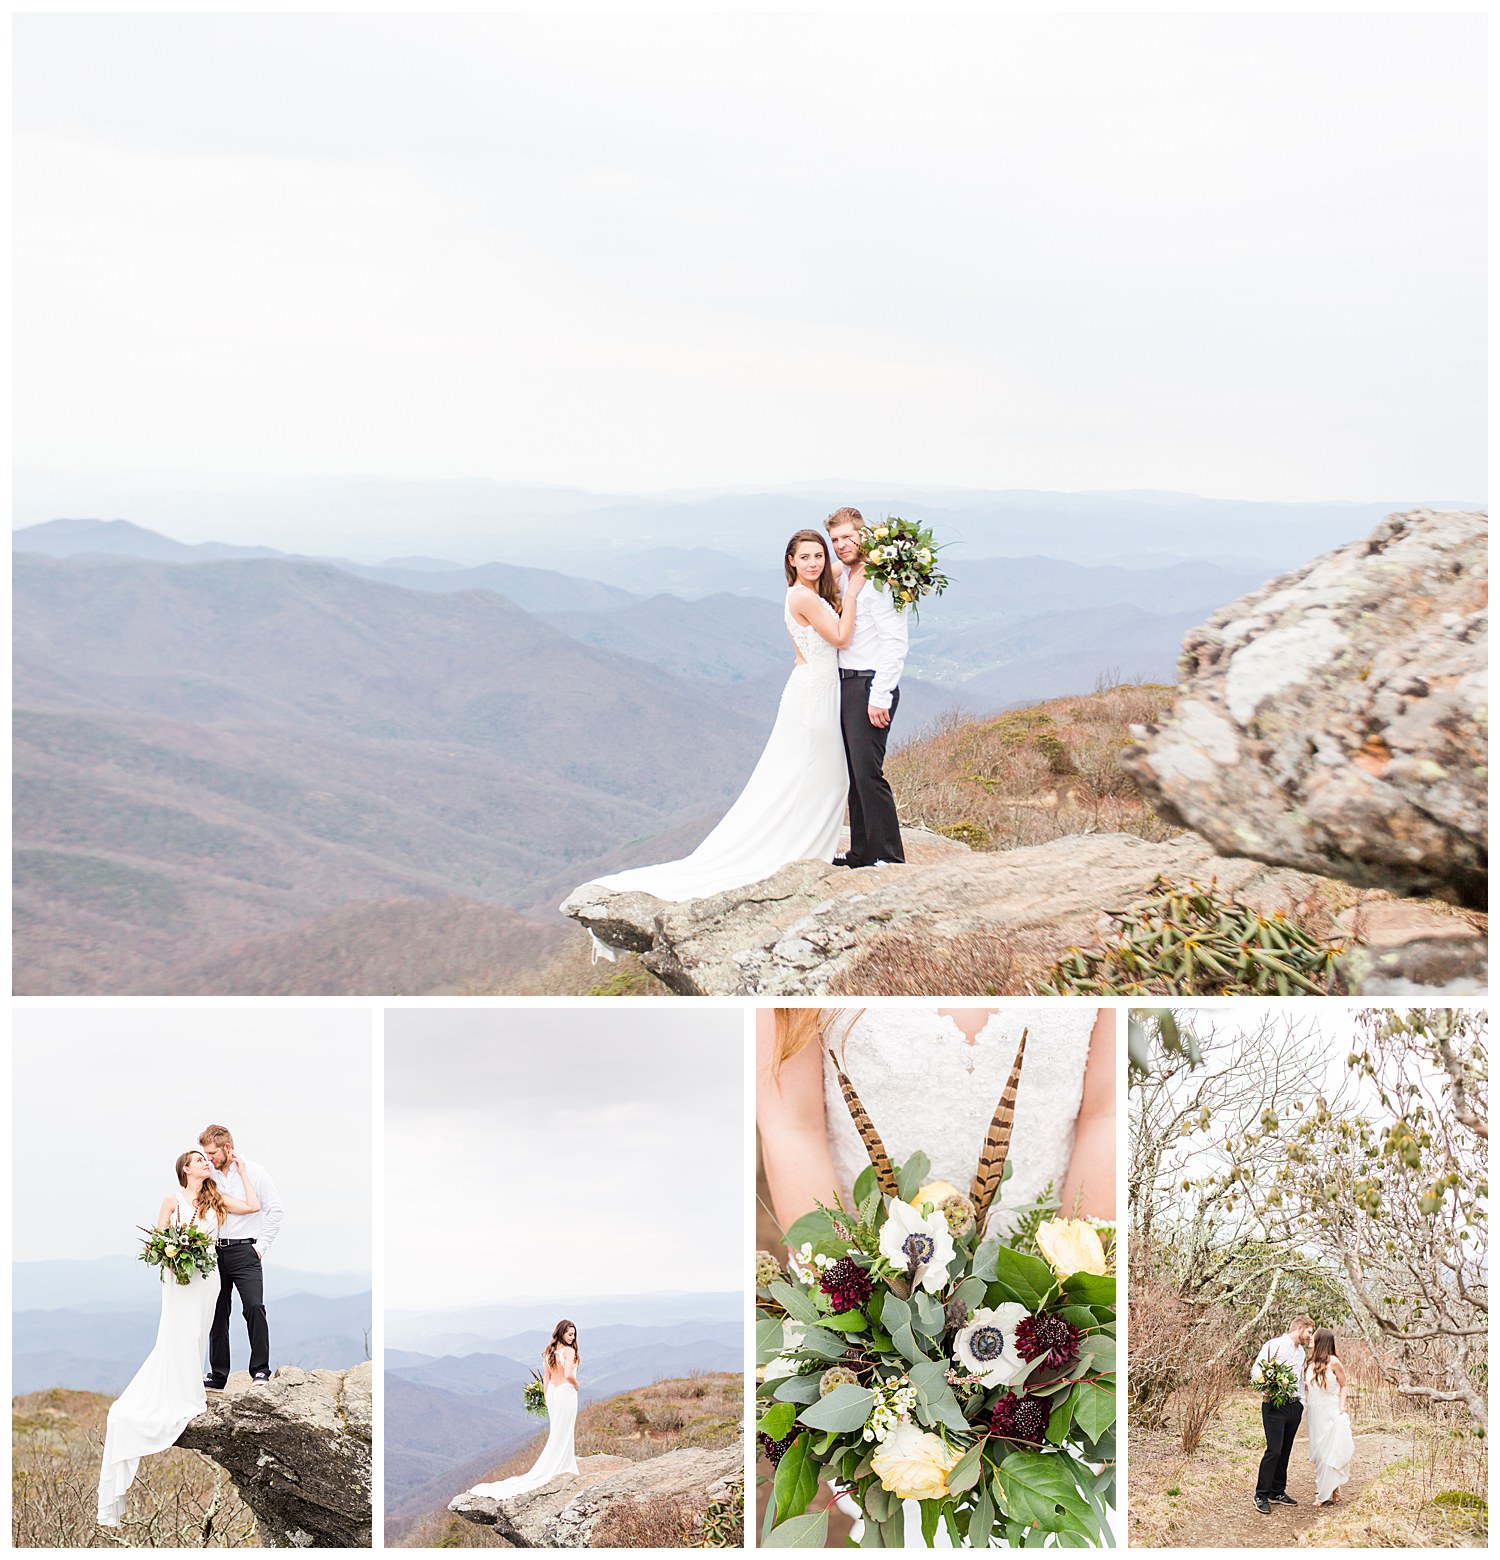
[384,1008,744,1311]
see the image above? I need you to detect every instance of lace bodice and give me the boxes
[172,1189,216,1233]
[784,589,840,672]
[821,1009,1095,1236]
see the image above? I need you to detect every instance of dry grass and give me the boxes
[888,684,1177,854]
[829,926,1047,997]
[12,1388,259,1549]
[477,937,669,997]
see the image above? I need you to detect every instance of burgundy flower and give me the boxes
[989,1392,1050,1445]
[819,1257,874,1314]
[1014,1311,1083,1369]
[759,1431,797,1467]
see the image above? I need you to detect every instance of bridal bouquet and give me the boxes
[523,1372,548,1418]
[755,1159,1116,1547]
[138,1222,218,1286]
[1250,1358,1299,1408]
[860,517,949,612]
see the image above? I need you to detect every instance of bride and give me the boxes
[1304,1328,1353,1505]
[467,1321,581,1498]
[566,531,861,924]
[98,1148,261,1527]
[757,1007,1115,1236]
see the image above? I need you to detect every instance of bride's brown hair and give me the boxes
[175,1152,228,1225]
[1307,1327,1337,1388]
[783,530,842,613]
[768,1009,866,1078]
[544,1319,579,1370]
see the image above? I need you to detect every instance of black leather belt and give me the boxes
[840,668,875,680]
[217,1237,257,1246]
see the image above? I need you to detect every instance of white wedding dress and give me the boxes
[1305,1367,1353,1504]
[570,589,846,913]
[821,1008,1094,1236]
[97,1190,219,1527]
[468,1374,580,1498]
[818,1008,1098,1549]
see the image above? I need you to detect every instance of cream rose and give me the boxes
[871,1424,961,1501]
[1036,1217,1109,1278]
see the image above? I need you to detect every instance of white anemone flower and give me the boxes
[878,1199,956,1293]
[953,1304,1030,1388]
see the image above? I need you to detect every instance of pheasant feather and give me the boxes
[969,1028,1028,1224]
[831,1060,900,1200]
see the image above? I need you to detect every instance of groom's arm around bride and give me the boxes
[827,508,909,868]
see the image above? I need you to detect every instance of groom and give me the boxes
[826,507,909,868]
[199,1123,284,1389]
[1252,1314,1314,1514]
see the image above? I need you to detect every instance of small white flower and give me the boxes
[953,1304,1030,1388]
[878,1199,956,1293]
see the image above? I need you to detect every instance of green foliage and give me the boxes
[1041,877,1347,995]
[935,820,993,851]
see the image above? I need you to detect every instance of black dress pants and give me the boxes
[1255,1399,1303,1498]
[840,674,904,866]
[208,1242,270,1382]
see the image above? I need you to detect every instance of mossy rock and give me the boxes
[1432,1490,1486,1513]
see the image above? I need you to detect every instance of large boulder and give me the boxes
[564,830,1324,995]
[449,1448,741,1547]
[176,1363,371,1548]
[1123,509,1487,908]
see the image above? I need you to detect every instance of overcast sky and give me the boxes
[385,1007,744,1311]
[12,11,1485,503]
[12,1008,373,1273]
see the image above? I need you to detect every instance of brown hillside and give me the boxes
[12,1387,259,1548]
[387,1372,742,1549]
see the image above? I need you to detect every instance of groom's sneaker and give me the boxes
[203,1376,226,1391]
[250,1372,272,1386]
[831,853,853,867]
[1253,1497,1271,1515]
[1269,1494,1298,1505]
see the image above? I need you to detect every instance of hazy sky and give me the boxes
[12,11,1485,501]
[384,1007,744,1311]
[12,1008,373,1273]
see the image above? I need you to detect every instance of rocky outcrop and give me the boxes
[565,830,1325,994]
[1124,510,1487,908]
[449,1448,741,1547]
[176,1364,371,1548]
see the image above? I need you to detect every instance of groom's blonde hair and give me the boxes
[199,1124,234,1150]
[825,506,865,536]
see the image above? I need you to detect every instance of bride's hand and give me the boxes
[846,563,866,593]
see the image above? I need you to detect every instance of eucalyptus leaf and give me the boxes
[764,1511,830,1547]
[878,1290,910,1332]
[769,1281,821,1325]
[952,1275,988,1315]
[912,1291,945,1339]
[782,1208,836,1250]
[798,1326,853,1360]
[757,1315,787,1361]
[798,1383,875,1433]
[971,1236,999,1282]
[896,1152,931,1201]
[773,1374,823,1405]
[907,1358,971,1433]
[946,1442,983,1495]
[1080,1334,1116,1373]
[862,1482,892,1523]
[892,1318,922,1363]
[968,1483,995,1548]
[759,1401,797,1441]
[1045,1384,1077,1444]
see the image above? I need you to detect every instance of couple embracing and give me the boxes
[573,507,907,929]
[1252,1315,1353,1516]
[97,1125,283,1528]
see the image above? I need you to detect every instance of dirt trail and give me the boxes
[1144,1409,1413,1550]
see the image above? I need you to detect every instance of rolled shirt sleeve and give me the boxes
[867,583,909,710]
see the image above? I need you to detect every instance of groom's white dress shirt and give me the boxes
[210,1157,284,1257]
[838,570,909,711]
[1254,1334,1307,1403]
